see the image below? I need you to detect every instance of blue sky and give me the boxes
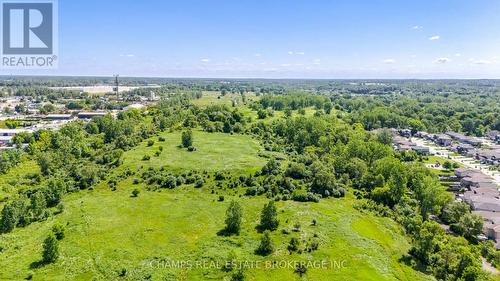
[6,0,500,78]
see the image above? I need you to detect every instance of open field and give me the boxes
[0,183,432,281]
[120,130,267,173]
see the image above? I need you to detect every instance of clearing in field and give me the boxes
[120,131,267,173]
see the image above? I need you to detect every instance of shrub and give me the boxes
[195,179,204,188]
[42,233,59,263]
[147,140,154,147]
[218,195,225,202]
[188,146,196,152]
[162,176,177,189]
[158,137,166,142]
[255,231,274,256]
[51,224,66,240]
[215,171,225,180]
[292,193,320,203]
[295,263,307,276]
[287,237,301,253]
[231,270,245,281]
[131,189,140,197]
[181,130,193,148]
[142,155,151,161]
[285,163,309,179]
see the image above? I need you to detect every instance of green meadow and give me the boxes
[120,131,267,173]
[0,131,433,281]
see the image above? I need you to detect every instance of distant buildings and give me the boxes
[45,114,73,120]
[0,128,33,148]
[77,112,108,119]
[446,132,483,147]
[392,135,430,155]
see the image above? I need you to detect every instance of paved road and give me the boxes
[412,137,500,186]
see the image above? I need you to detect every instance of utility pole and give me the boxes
[113,74,119,100]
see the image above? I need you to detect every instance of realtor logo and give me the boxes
[1,0,58,68]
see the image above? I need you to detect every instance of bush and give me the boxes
[188,146,196,152]
[287,237,301,253]
[285,162,309,179]
[295,263,307,276]
[131,189,140,197]
[255,231,274,256]
[42,233,59,263]
[142,155,151,161]
[307,241,319,252]
[51,224,66,240]
[292,193,320,203]
[195,178,204,188]
[215,171,225,180]
[158,137,166,142]
[218,195,225,202]
[147,140,155,147]
[231,270,245,281]
[181,130,193,148]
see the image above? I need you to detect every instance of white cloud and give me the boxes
[120,54,135,57]
[313,59,321,65]
[288,51,294,55]
[470,59,492,65]
[429,35,440,41]
[412,25,423,30]
[288,51,305,55]
[455,53,461,57]
[434,57,450,64]
[383,59,395,64]
[254,53,262,57]
[280,63,292,67]
[200,58,211,63]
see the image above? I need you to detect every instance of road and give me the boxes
[412,137,500,186]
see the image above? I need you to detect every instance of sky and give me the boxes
[4,0,500,79]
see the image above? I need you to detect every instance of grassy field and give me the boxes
[0,183,432,281]
[191,91,318,123]
[120,130,267,174]
[0,131,436,281]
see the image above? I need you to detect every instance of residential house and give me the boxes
[436,134,452,146]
